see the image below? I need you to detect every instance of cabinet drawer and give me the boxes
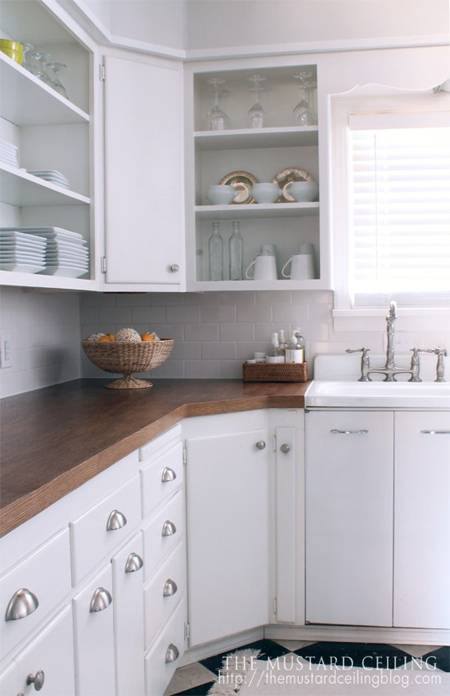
[144,600,186,696]
[70,475,141,585]
[142,490,184,580]
[144,543,186,651]
[140,443,183,517]
[0,529,71,659]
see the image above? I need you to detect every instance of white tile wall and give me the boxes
[0,287,81,398]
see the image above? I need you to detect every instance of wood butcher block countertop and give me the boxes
[0,378,309,537]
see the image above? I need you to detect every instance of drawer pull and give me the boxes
[256,440,266,450]
[26,670,45,691]
[162,520,177,537]
[161,467,177,483]
[163,579,178,597]
[5,588,39,621]
[106,509,127,531]
[330,429,369,436]
[420,430,450,435]
[280,443,291,454]
[89,587,113,613]
[125,552,144,573]
[165,643,179,664]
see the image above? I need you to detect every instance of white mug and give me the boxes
[281,253,315,280]
[245,254,277,281]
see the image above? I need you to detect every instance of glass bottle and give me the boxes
[278,329,287,357]
[209,221,223,281]
[285,329,305,363]
[229,220,243,280]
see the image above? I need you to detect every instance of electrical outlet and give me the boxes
[0,333,12,368]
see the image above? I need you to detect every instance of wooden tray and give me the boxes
[243,361,308,383]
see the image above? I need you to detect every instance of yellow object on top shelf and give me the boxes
[0,40,24,66]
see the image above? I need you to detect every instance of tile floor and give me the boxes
[165,638,449,695]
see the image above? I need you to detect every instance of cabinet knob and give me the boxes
[163,579,178,597]
[165,643,180,664]
[26,670,45,691]
[169,264,180,273]
[125,552,144,573]
[89,587,113,613]
[5,588,39,621]
[280,443,291,454]
[106,509,127,531]
[161,467,177,483]
[256,440,266,450]
[162,520,177,537]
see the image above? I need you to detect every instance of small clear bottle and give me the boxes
[209,221,223,281]
[229,220,243,280]
[278,329,288,357]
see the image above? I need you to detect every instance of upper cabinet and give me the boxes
[184,58,329,291]
[101,51,185,291]
[0,0,99,290]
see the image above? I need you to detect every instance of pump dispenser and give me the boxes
[285,329,304,363]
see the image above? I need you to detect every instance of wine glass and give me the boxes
[31,52,54,86]
[207,78,229,131]
[293,71,318,126]
[47,62,68,98]
[22,43,38,74]
[247,74,266,128]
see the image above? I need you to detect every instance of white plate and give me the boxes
[39,266,87,277]
[0,263,45,272]
[0,227,84,241]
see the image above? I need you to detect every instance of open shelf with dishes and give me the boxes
[0,0,98,290]
[185,61,328,290]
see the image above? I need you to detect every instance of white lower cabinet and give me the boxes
[73,565,115,696]
[185,411,271,646]
[394,411,450,629]
[144,600,186,696]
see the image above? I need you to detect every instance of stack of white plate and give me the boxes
[0,140,19,168]
[0,227,89,277]
[26,170,70,188]
[0,231,46,272]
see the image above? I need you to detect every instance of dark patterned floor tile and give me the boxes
[422,646,450,673]
[294,641,413,669]
[199,638,291,675]
[170,681,215,696]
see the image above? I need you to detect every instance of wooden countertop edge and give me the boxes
[0,392,305,537]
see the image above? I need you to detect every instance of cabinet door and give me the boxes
[103,54,184,287]
[112,533,145,696]
[305,411,394,626]
[186,428,270,646]
[394,411,450,629]
[73,566,115,696]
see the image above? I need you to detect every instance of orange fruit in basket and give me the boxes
[99,336,111,342]
[107,333,116,341]
[141,332,155,341]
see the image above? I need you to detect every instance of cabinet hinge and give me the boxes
[99,63,105,82]
[272,434,277,452]
[183,445,187,465]
[101,256,107,274]
[273,598,277,616]
[184,622,190,641]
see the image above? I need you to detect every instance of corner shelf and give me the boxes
[194,126,318,150]
[195,202,319,219]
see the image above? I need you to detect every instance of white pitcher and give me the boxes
[245,253,277,281]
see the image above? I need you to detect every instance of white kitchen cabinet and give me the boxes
[305,410,394,626]
[0,0,99,291]
[72,565,115,696]
[102,51,185,291]
[184,59,328,291]
[184,411,271,646]
[394,411,450,629]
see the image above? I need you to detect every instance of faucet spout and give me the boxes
[385,301,397,370]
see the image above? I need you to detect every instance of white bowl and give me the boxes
[289,180,319,202]
[251,183,281,204]
[207,185,236,205]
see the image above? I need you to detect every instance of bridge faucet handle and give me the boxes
[346,348,371,382]
[346,347,371,356]
[434,347,447,382]
[409,348,422,382]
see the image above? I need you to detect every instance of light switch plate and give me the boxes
[0,333,12,368]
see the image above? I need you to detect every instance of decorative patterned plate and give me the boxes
[219,171,258,204]
[273,167,312,202]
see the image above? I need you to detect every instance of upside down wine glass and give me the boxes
[247,74,266,128]
[47,62,68,98]
[207,78,229,131]
[293,71,318,126]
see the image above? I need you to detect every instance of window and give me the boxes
[331,87,450,323]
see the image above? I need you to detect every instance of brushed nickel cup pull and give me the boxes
[256,441,266,450]
[330,429,369,435]
[163,579,178,597]
[165,643,179,664]
[106,509,127,531]
[280,443,291,454]
[161,467,177,483]
[420,430,450,435]
[5,588,39,621]
[162,520,177,537]
[26,670,45,691]
[125,552,144,573]
[89,587,113,613]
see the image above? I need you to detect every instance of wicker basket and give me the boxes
[81,339,174,389]
[243,361,308,383]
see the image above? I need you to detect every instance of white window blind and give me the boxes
[348,118,450,307]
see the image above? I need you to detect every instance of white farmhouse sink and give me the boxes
[305,380,450,409]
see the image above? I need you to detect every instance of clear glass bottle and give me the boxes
[285,329,305,363]
[229,220,243,280]
[209,221,223,280]
[278,329,287,357]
